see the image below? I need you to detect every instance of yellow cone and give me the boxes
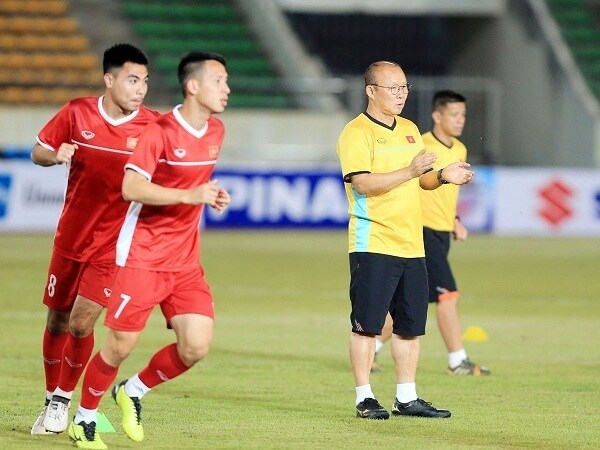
[462,325,489,342]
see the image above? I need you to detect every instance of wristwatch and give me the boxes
[437,168,449,185]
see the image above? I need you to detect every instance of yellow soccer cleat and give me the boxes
[112,380,144,442]
[68,419,107,449]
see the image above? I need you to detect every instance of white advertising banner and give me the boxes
[0,161,66,231]
[457,166,494,233]
[494,167,600,236]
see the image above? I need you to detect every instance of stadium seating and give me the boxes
[0,0,103,105]
[121,0,295,108]
[546,0,600,98]
[0,0,68,15]
[0,0,294,107]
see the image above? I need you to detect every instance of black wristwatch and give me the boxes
[437,168,449,185]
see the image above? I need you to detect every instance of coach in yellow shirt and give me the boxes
[420,90,490,376]
[336,61,473,420]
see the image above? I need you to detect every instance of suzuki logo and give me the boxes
[537,179,573,227]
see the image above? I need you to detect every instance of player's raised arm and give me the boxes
[122,168,223,207]
[31,142,77,166]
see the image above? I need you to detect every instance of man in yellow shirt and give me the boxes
[421,90,490,375]
[373,90,490,376]
[337,62,474,420]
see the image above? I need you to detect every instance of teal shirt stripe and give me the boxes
[351,188,370,251]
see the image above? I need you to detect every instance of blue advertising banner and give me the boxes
[204,167,349,228]
[0,173,12,218]
[0,163,495,232]
[204,166,495,232]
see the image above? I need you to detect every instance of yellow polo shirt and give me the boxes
[337,112,426,258]
[420,131,467,231]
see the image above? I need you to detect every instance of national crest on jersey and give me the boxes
[127,137,139,149]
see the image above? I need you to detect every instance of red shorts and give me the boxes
[105,265,214,332]
[42,250,116,311]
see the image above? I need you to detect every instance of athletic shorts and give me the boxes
[423,227,459,303]
[42,250,116,311]
[348,252,429,337]
[104,265,214,332]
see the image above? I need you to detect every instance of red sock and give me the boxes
[79,352,118,410]
[138,344,190,389]
[43,328,68,393]
[57,333,95,392]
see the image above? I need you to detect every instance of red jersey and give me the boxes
[116,106,225,271]
[37,97,160,262]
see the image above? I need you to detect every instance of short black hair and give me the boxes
[177,51,227,97]
[102,43,148,74]
[432,90,466,110]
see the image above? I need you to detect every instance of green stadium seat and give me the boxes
[573,46,600,60]
[123,0,295,109]
[560,27,600,44]
[547,0,586,8]
[132,21,248,39]
[164,74,280,91]
[156,55,271,75]
[227,94,293,109]
[547,1,600,101]
[172,92,293,109]
[144,39,260,57]
[123,2,237,21]
[552,9,596,27]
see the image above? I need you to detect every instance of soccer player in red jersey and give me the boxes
[30,44,161,435]
[68,51,231,448]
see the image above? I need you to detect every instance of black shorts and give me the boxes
[348,252,428,337]
[423,227,457,302]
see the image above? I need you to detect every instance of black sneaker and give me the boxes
[392,398,451,418]
[356,398,390,420]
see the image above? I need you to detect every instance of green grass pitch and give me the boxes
[0,231,599,449]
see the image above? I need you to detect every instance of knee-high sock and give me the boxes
[43,328,68,394]
[138,344,191,389]
[57,333,95,393]
[79,352,118,410]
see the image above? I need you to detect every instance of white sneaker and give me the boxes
[31,405,54,435]
[42,400,70,433]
